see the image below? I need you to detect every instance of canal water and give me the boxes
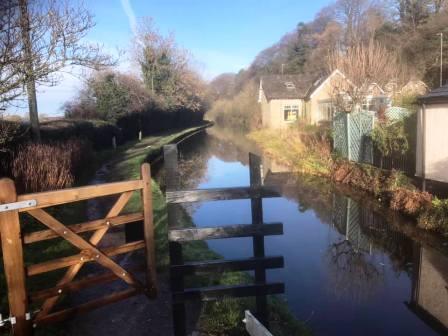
[166,127,448,336]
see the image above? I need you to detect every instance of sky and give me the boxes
[9,0,332,117]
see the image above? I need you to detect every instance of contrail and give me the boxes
[120,0,144,46]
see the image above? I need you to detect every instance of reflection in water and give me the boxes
[174,127,448,336]
[325,239,383,303]
[408,245,448,334]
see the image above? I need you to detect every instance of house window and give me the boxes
[284,105,299,122]
[318,101,334,121]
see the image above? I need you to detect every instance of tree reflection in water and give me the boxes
[326,238,384,303]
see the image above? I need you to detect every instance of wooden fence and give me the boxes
[0,163,157,335]
[163,144,285,336]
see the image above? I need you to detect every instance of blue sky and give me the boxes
[12,0,332,116]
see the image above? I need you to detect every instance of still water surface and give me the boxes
[170,127,448,336]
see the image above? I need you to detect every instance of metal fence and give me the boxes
[372,148,416,176]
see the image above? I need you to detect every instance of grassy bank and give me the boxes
[98,125,309,335]
[0,124,209,335]
[1,123,309,335]
[248,127,332,177]
[249,127,448,237]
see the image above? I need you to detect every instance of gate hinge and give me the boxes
[0,312,32,327]
[0,314,15,327]
[0,200,37,213]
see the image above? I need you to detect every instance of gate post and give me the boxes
[249,153,268,327]
[163,145,186,336]
[140,163,158,297]
[0,179,31,336]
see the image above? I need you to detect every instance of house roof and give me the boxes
[260,74,315,100]
[260,70,350,101]
[419,84,448,103]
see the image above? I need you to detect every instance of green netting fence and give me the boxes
[333,107,414,174]
[333,110,376,163]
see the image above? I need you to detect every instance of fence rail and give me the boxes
[163,144,285,336]
[0,163,157,335]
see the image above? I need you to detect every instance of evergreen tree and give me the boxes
[286,23,312,73]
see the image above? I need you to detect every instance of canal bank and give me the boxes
[172,127,448,336]
[248,128,448,237]
[58,124,215,336]
[62,123,308,336]
[33,124,448,336]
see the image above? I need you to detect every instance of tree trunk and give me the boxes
[18,0,41,141]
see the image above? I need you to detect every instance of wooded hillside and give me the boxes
[209,0,448,101]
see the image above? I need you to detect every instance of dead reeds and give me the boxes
[12,139,91,192]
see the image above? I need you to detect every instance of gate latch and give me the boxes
[0,200,37,213]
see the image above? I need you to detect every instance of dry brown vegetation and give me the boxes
[249,125,333,176]
[332,160,433,215]
[206,81,261,132]
[12,139,92,192]
[390,188,433,216]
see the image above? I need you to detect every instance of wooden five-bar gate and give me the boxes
[0,163,157,335]
[163,145,285,336]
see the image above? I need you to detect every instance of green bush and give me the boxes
[371,119,409,156]
[418,198,448,233]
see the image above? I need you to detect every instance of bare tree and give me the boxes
[133,18,206,113]
[133,18,178,94]
[0,1,24,105]
[392,0,447,31]
[327,41,407,111]
[1,0,115,140]
[333,0,373,47]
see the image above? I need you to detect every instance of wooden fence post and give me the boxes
[163,145,186,336]
[140,163,158,297]
[249,153,268,327]
[0,179,32,336]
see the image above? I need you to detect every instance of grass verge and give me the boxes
[1,123,308,335]
[0,124,208,335]
[98,125,310,335]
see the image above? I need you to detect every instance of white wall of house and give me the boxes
[309,70,350,124]
[268,99,304,129]
[259,70,353,128]
[310,84,334,124]
[260,91,305,129]
[416,103,448,183]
